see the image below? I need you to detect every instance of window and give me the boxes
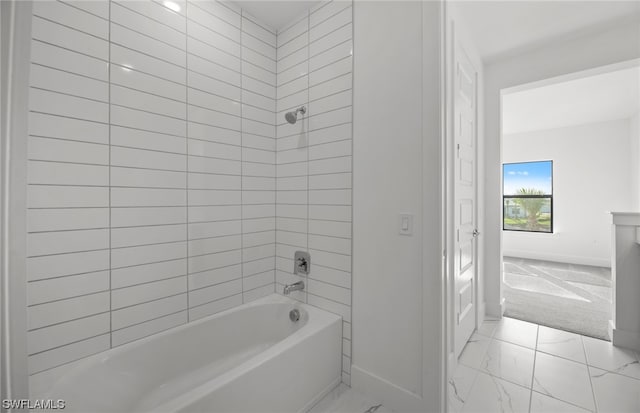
[503,161,553,233]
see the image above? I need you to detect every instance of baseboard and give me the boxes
[608,320,615,341]
[503,250,610,268]
[611,326,640,352]
[485,298,505,318]
[351,365,423,412]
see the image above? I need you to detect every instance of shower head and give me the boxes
[285,106,306,124]
[285,111,297,124]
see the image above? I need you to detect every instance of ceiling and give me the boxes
[233,0,321,32]
[455,1,640,63]
[235,1,639,49]
[502,66,640,135]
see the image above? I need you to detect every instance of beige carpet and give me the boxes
[503,256,612,340]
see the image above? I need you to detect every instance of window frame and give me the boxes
[502,160,554,234]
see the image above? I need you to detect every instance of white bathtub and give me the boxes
[40,294,342,412]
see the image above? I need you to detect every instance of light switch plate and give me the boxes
[399,214,413,236]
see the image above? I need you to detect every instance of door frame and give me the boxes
[1,0,32,403]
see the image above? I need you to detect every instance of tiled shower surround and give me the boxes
[25,0,353,384]
[274,2,353,384]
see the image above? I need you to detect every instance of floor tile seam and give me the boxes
[587,365,640,382]
[463,362,535,391]
[530,371,596,413]
[457,360,484,373]
[450,363,482,409]
[474,330,493,339]
[572,336,599,413]
[482,369,533,391]
[584,363,600,413]
[580,355,640,379]
[500,316,540,328]
[530,389,595,413]
[490,335,538,352]
[528,326,539,413]
[535,348,588,366]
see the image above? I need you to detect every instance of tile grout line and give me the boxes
[457,358,483,413]
[108,0,113,350]
[29,333,111,376]
[240,8,245,304]
[527,325,539,413]
[305,9,310,305]
[582,335,599,412]
[185,1,190,322]
[347,0,354,381]
[274,25,282,296]
[272,23,277,295]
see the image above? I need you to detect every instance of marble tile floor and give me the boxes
[308,383,393,413]
[450,317,640,413]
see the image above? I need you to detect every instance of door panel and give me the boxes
[458,279,473,322]
[459,200,473,226]
[459,240,473,273]
[459,158,473,186]
[453,41,478,358]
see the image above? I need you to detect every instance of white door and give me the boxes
[453,43,478,358]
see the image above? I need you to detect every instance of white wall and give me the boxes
[630,113,640,211]
[352,1,443,411]
[273,1,354,385]
[503,119,632,267]
[483,21,640,316]
[353,0,423,397]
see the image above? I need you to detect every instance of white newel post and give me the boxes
[609,212,640,351]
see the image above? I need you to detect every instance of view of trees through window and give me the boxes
[503,161,553,233]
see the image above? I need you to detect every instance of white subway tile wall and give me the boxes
[26,0,276,375]
[275,1,353,385]
[26,0,352,384]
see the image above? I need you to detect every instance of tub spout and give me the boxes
[283,281,304,295]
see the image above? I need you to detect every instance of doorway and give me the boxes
[499,61,640,339]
